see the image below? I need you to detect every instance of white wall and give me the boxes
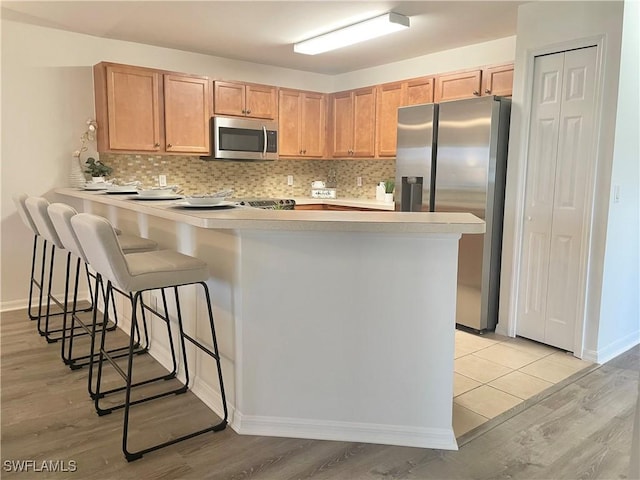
[597,0,640,361]
[332,36,516,91]
[0,18,516,309]
[498,1,637,362]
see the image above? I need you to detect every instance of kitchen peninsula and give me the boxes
[56,188,484,450]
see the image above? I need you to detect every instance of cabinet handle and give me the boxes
[485,89,491,94]
[247,109,251,115]
[154,143,160,148]
[473,90,480,96]
[167,143,172,148]
[303,149,306,154]
[299,149,303,155]
[242,109,246,114]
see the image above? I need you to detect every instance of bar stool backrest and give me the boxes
[47,203,88,263]
[71,213,129,291]
[13,193,40,236]
[25,197,64,248]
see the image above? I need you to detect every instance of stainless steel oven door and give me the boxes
[213,116,278,161]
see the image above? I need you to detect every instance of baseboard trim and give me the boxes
[231,412,458,450]
[583,330,640,364]
[1,292,91,313]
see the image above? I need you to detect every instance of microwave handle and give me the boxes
[262,125,267,157]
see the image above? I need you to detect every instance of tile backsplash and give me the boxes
[101,154,396,199]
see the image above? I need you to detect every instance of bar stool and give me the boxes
[25,196,87,342]
[13,193,68,323]
[71,213,228,461]
[13,193,44,321]
[47,202,158,372]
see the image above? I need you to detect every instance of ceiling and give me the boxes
[1,1,527,75]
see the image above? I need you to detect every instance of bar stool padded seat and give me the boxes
[77,215,207,292]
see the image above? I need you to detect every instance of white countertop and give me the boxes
[56,188,485,234]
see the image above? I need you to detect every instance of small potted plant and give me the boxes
[84,157,112,182]
[384,179,395,203]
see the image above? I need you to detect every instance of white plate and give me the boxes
[172,200,236,208]
[83,184,108,191]
[130,194,184,201]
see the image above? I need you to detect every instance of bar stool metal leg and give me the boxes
[121,283,228,462]
[92,283,180,410]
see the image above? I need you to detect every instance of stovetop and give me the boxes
[236,198,296,210]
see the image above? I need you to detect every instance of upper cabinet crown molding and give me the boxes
[94,62,210,154]
[214,80,277,120]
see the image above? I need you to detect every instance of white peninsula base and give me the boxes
[234,230,460,450]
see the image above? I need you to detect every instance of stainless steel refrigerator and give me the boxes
[396,96,511,332]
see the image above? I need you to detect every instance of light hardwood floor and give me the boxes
[1,308,638,479]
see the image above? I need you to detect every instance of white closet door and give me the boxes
[518,47,597,351]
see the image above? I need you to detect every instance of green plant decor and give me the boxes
[84,157,112,178]
[384,179,395,194]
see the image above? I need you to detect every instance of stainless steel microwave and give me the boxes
[202,116,278,161]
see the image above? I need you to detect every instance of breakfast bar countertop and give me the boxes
[55,188,485,235]
[55,185,482,451]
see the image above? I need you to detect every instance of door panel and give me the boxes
[544,47,597,349]
[517,46,597,351]
[517,52,563,343]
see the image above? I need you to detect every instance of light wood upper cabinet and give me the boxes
[406,77,434,105]
[278,89,325,158]
[164,75,210,153]
[482,64,514,96]
[376,77,434,157]
[435,69,482,103]
[97,64,162,152]
[214,80,277,119]
[94,62,210,154]
[330,91,354,157]
[330,87,376,158]
[376,82,404,158]
[434,64,514,102]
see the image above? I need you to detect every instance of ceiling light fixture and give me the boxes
[294,12,410,56]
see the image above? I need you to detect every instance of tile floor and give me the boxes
[452,330,593,438]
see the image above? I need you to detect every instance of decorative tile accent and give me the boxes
[101,154,395,199]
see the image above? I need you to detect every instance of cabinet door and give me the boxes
[245,84,277,119]
[214,81,246,116]
[376,82,404,157]
[164,75,210,153]
[434,70,482,102]
[278,89,302,156]
[406,77,434,105]
[352,87,376,157]
[482,64,514,96]
[105,65,161,151]
[330,91,353,157]
[300,92,325,157]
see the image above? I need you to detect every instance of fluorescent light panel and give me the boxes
[294,12,410,55]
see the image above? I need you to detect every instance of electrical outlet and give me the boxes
[357,176,362,187]
[158,174,167,187]
[287,175,294,186]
